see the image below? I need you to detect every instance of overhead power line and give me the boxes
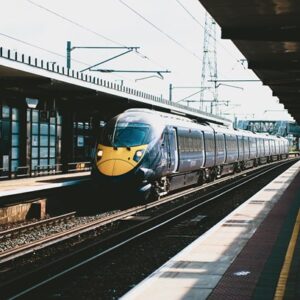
[25,0,168,70]
[0,32,66,59]
[119,0,203,62]
[25,0,122,46]
[1,31,140,84]
[174,0,244,67]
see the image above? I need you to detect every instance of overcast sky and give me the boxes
[0,0,293,122]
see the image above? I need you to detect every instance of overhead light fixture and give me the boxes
[25,98,39,109]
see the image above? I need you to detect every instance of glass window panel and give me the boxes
[57,115,62,125]
[40,111,48,122]
[58,139,61,152]
[50,124,56,135]
[12,121,19,134]
[12,134,19,146]
[78,122,84,129]
[40,123,48,135]
[50,116,56,124]
[40,159,48,166]
[50,147,55,158]
[40,135,48,146]
[50,158,55,166]
[57,125,62,137]
[32,135,39,146]
[32,159,38,169]
[32,110,39,122]
[77,135,84,147]
[27,109,31,122]
[32,147,38,158]
[50,136,56,146]
[32,123,39,134]
[11,160,18,172]
[12,108,19,121]
[12,147,19,159]
[2,106,10,118]
[40,147,48,158]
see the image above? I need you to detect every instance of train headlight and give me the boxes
[97,150,103,160]
[133,149,144,162]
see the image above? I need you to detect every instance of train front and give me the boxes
[92,111,163,201]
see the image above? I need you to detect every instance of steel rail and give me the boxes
[2,158,296,300]
[0,158,297,264]
[0,212,76,239]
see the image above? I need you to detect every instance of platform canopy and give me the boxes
[199,0,300,123]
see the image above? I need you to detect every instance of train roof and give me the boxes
[125,108,213,131]
[125,108,194,123]
[124,109,288,142]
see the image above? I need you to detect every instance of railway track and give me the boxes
[0,158,297,299]
[0,212,76,240]
[0,157,296,264]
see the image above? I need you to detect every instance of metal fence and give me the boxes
[0,162,91,180]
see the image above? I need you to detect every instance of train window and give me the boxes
[216,135,224,152]
[264,140,269,154]
[178,135,182,151]
[205,135,214,152]
[102,122,151,147]
[182,136,186,152]
[179,135,187,152]
[244,137,249,154]
[226,136,232,151]
[188,136,193,152]
[229,136,236,151]
[192,137,198,151]
[185,136,189,152]
[238,136,243,151]
[180,135,185,151]
[199,134,203,151]
[261,139,265,154]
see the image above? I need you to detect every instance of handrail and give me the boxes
[67,161,91,172]
[0,168,9,179]
[0,162,91,180]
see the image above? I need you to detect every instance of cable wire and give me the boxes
[0,31,137,83]
[119,0,203,62]
[174,0,244,67]
[25,0,168,70]
[26,0,123,46]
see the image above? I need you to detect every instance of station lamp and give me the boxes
[25,98,39,109]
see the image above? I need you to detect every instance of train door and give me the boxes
[165,127,179,173]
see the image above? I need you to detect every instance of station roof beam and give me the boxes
[198,0,300,123]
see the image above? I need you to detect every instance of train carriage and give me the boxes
[92,109,289,202]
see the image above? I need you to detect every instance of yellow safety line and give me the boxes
[274,209,300,300]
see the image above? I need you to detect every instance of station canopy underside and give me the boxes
[199,0,300,123]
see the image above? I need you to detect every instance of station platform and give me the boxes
[0,171,91,199]
[121,160,300,300]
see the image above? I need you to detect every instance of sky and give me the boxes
[0,0,294,122]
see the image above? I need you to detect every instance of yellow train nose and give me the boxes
[96,144,147,176]
[99,159,135,176]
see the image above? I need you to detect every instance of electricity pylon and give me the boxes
[200,12,218,115]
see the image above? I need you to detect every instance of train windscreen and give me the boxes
[102,122,151,147]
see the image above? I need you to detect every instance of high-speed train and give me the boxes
[91,108,289,201]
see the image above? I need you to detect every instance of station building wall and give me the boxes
[0,98,95,179]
